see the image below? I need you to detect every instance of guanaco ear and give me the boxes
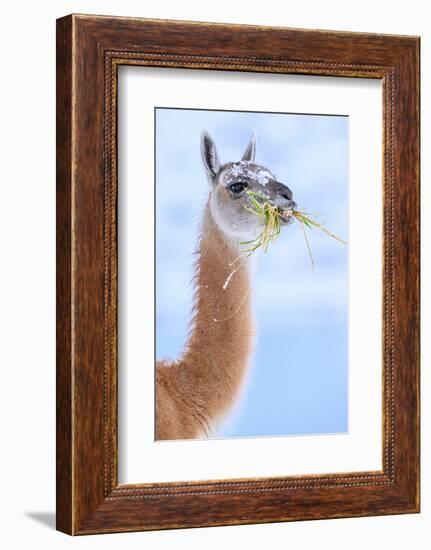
[241,132,256,162]
[201,131,220,181]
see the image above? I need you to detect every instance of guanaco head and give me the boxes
[201,131,296,242]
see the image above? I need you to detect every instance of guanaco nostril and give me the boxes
[280,192,291,201]
[274,181,293,201]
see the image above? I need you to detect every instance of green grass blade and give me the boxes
[243,190,347,264]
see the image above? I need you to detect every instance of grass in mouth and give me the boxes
[241,190,347,267]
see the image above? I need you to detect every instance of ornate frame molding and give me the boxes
[57,15,419,534]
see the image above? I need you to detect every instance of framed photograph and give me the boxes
[56,14,420,535]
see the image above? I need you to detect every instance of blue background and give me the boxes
[155,107,349,438]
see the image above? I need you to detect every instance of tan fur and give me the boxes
[156,202,254,440]
[155,131,295,440]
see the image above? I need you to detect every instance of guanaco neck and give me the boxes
[180,202,254,428]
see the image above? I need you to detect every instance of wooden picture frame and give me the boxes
[56,14,420,535]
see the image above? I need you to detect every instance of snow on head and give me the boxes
[225,162,274,187]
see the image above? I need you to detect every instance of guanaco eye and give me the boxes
[229,181,248,194]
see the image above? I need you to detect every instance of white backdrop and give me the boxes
[0,1,428,549]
